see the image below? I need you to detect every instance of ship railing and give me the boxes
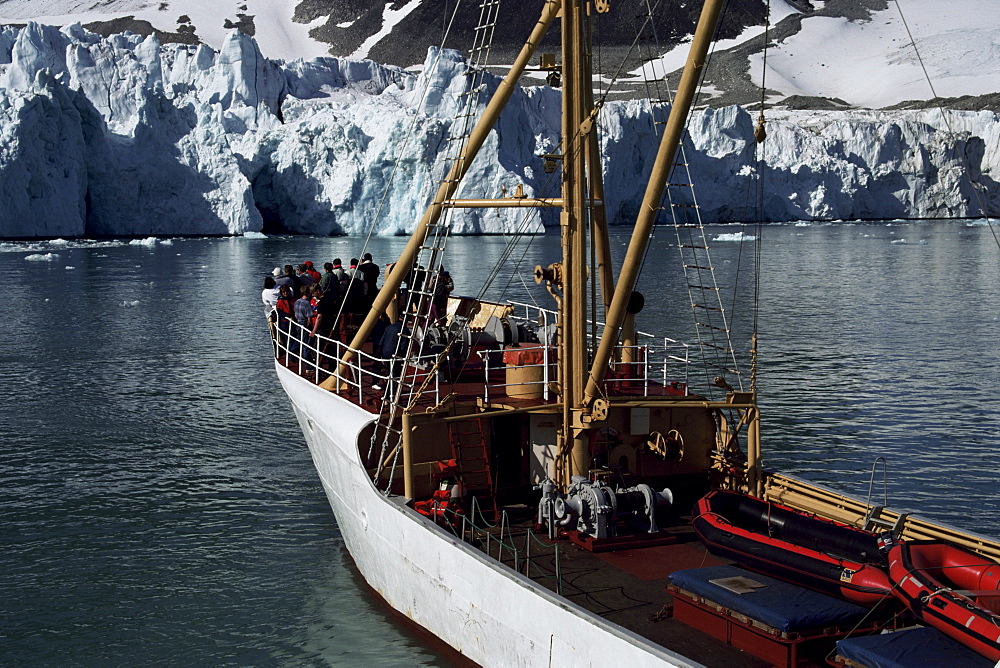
[506,300,680,343]
[476,345,555,403]
[429,498,565,595]
[506,300,691,390]
[603,342,692,395]
[476,338,691,401]
[270,315,441,405]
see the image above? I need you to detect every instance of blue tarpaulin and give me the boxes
[669,564,869,632]
[836,626,992,668]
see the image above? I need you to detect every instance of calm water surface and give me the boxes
[1,221,998,663]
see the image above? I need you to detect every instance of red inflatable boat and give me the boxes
[887,540,1000,661]
[692,490,894,606]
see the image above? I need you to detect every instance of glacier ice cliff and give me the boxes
[0,22,997,238]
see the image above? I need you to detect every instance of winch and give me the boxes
[537,476,673,541]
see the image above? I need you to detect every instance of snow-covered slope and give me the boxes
[0,22,996,238]
[750,0,1000,108]
[0,0,331,62]
[3,1,999,109]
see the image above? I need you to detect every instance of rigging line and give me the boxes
[731,0,770,352]
[427,164,563,387]
[361,0,464,244]
[693,0,746,386]
[405,208,547,406]
[473,145,565,306]
[558,3,680,289]
[404,162,560,405]
[595,0,605,100]
[691,0,727,110]
[368,3,503,431]
[489,148,565,306]
[493,209,551,308]
[751,1,771,361]
[372,0,498,478]
[398,95,544,406]
[592,0,663,111]
[635,0,669,133]
[623,0,676,281]
[480,204,552,305]
[630,0,680,311]
[891,0,999,248]
[639,0,676,111]
[495,226,541,309]
[338,0,468,329]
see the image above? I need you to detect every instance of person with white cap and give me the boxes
[261,276,280,317]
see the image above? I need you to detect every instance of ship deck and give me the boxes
[272,325,868,666]
[473,507,806,668]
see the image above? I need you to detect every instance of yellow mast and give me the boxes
[583,0,728,406]
[558,0,590,484]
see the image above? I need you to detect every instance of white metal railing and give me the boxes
[477,301,693,400]
[270,301,692,404]
[477,345,555,403]
[270,315,440,405]
[478,339,691,401]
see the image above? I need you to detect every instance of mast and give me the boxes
[559,0,591,484]
[582,0,727,406]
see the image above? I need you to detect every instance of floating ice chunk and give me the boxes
[25,253,60,261]
[159,239,173,246]
[3,243,45,253]
[242,231,267,239]
[50,238,70,245]
[65,265,75,269]
[121,300,140,307]
[712,232,757,242]
[129,237,159,246]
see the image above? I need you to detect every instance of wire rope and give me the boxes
[890,0,999,248]
[338,0,468,336]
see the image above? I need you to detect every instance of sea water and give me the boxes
[1,221,998,664]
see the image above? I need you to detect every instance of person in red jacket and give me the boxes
[303,261,322,284]
[275,285,296,354]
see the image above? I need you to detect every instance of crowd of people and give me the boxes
[261,253,455,365]
[261,255,380,356]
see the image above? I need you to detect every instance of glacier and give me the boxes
[0,22,997,238]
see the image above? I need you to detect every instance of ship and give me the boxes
[270,0,1000,665]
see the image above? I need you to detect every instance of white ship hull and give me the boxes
[275,363,699,666]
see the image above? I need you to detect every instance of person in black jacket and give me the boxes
[357,252,380,308]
